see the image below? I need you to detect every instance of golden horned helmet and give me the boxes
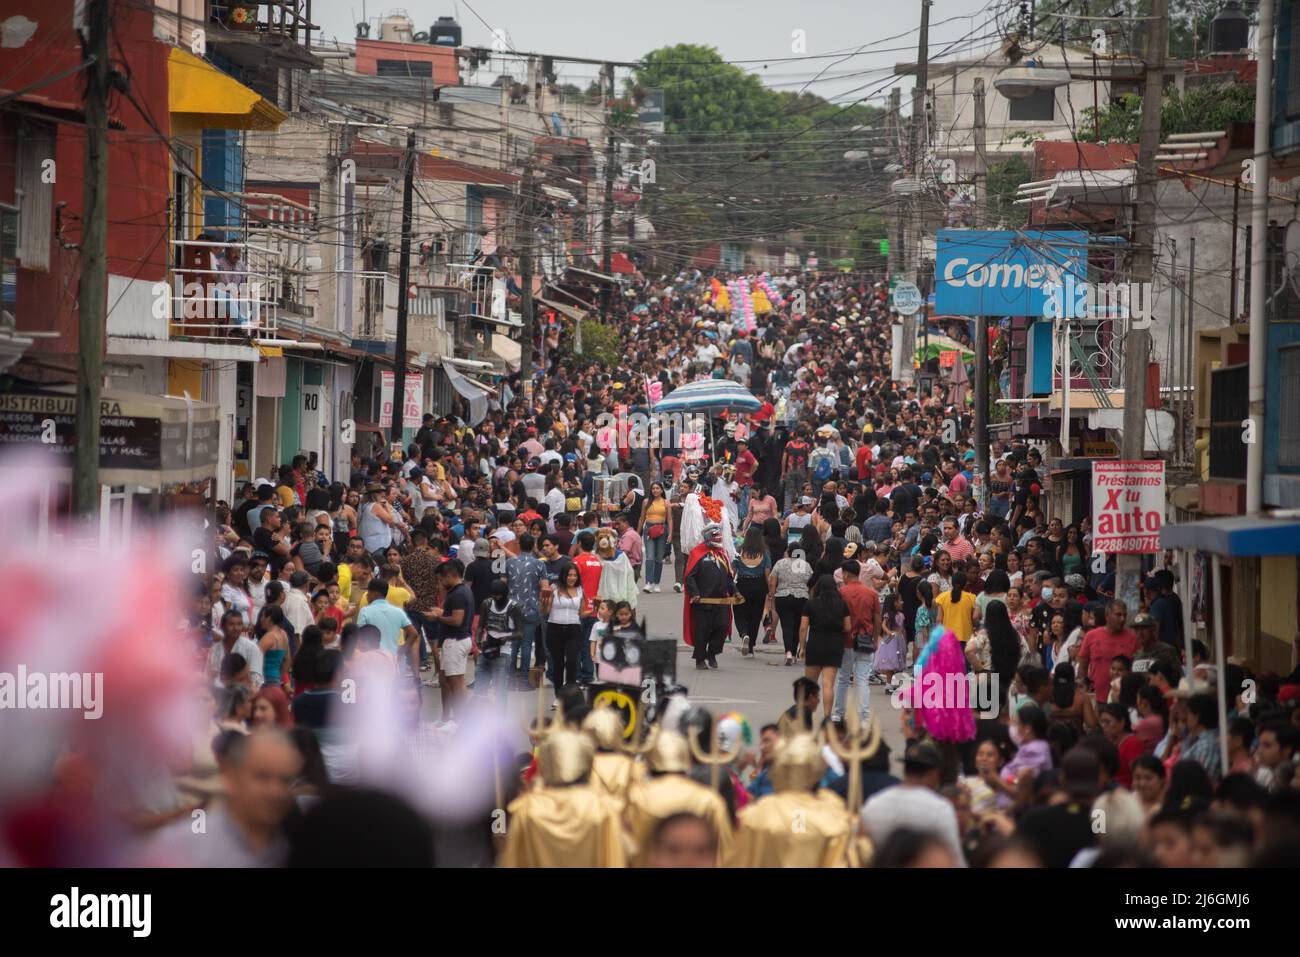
[582,706,627,752]
[646,729,693,774]
[769,731,828,793]
[537,727,595,787]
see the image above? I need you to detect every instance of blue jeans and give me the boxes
[642,532,667,585]
[579,617,596,683]
[737,484,751,521]
[475,652,511,705]
[512,619,540,676]
[832,647,874,722]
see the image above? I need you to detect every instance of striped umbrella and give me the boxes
[652,379,761,414]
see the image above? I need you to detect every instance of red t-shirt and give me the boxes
[1079,626,1138,694]
[856,445,873,481]
[839,581,880,650]
[573,552,603,617]
[735,450,758,487]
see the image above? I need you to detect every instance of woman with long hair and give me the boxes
[761,517,785,566]
[256,605,291,690]
[1057,523,1089,579]
[1049,661,1097,734]
[966,601,1027,710]
[545,563,585,690]
[934,571,977,644]
[638,480,672,593]
[797,523,824,570]
[798,574,849,722]
[734,526,772,657]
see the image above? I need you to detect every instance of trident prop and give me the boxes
[826,688,881,820]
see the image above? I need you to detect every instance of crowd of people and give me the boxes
[145,266,1300,867]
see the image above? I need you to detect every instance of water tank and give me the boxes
[1210,1,1250,54]
[378,12,415,44]
[430,16,462,47]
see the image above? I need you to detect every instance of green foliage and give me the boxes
[1080,84,1256,144]
[986,156,1030,229]
[558,318,621,368]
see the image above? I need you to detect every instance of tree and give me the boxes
[986,156,1031,229]
[1080,82,1256,143]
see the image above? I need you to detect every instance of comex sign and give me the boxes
[934,229,1088,317]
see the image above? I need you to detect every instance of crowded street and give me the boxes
[1,1,1299,906]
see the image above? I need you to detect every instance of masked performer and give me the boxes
[683,522,736,671]
[594,526,638,609]
[582,706,643,806]
[623,729,733,867]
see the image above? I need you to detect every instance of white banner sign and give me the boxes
[379,370,422,430]
[1091,460,1164,554]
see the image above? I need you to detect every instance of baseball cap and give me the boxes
[903,740,941,771]
[1132,613,1156,628]
[254,478,274,488]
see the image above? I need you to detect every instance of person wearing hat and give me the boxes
[624,730,733,866]
[683,522,736,671]
[1130,613,1180,677]
[860,740,967,867]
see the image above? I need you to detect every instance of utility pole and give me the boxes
[1117,0,1170,613]
[73,0,110,518]
[600,62,617,322]
[518,160,536,384]
[886,87,901,283]
[390,131,416,445]
[899,0,931,386]
[972,76,989,504]
[339,124,356,340]
[1247,0,1275,514]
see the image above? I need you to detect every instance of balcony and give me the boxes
[168,236,281,342]
[204,2,322,72]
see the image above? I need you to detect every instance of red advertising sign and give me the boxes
[1091,460,1165,554]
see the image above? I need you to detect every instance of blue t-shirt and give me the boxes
[357,599,412,656]
[441,583,475,640]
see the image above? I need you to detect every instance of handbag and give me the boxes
[646,522,666,540]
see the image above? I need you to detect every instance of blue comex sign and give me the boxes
[934,229,1089,317]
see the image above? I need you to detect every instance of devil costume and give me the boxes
[683,522,735,669]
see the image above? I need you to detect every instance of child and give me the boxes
[589,599,616,668]
[476,580,521,704]
[612,601,637,635]
[873,592,906,687]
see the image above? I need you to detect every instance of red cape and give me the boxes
[681,543,732,647]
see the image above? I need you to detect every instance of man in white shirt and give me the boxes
[860,741,967,866]
[284,571,316,637]
[208,609,264,690]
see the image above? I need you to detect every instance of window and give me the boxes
[1245,224,1300,322]
[1281,345,1300,469]
[376,59,433,78]
[16,122,55,271]
[0,202,17,317]
[1209,363,1249,480]
[1008,87,1055,122]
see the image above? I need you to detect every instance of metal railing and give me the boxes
[168,237,280,341]
[441,262,502,320]
[353,270,397,340]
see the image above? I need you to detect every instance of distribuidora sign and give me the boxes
[1091,460,1165,554]
[935,229,1088,317]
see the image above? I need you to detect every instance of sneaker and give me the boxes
[785,653,794,666]
[707,656,718,669]
[644,584,653,593]
[654,584,662,593]
[674,583,683,593]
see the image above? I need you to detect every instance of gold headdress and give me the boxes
[582,706,627,752]
[647,729,692,774]
[769,731,827,793]
[537,727,595,787]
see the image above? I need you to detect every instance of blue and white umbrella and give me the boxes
[652,378,761,414]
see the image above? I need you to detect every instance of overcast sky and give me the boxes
[314,0,1002,104]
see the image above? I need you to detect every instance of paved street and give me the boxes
[430,562,909,768]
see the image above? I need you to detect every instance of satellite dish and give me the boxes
[1287,220,1300,298]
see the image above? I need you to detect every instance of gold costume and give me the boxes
[727,790,854,867]
[623,730,733,866]
[590,751,643,800]
[500,786,627,868]
[499,727,627,868]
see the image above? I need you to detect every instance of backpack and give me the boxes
[813,452,833,482]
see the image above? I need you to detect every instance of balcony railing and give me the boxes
[168,237,280,342]
[206,1,316,50]
[440,262,504,321]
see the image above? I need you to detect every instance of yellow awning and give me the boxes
[168,47,287,131]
